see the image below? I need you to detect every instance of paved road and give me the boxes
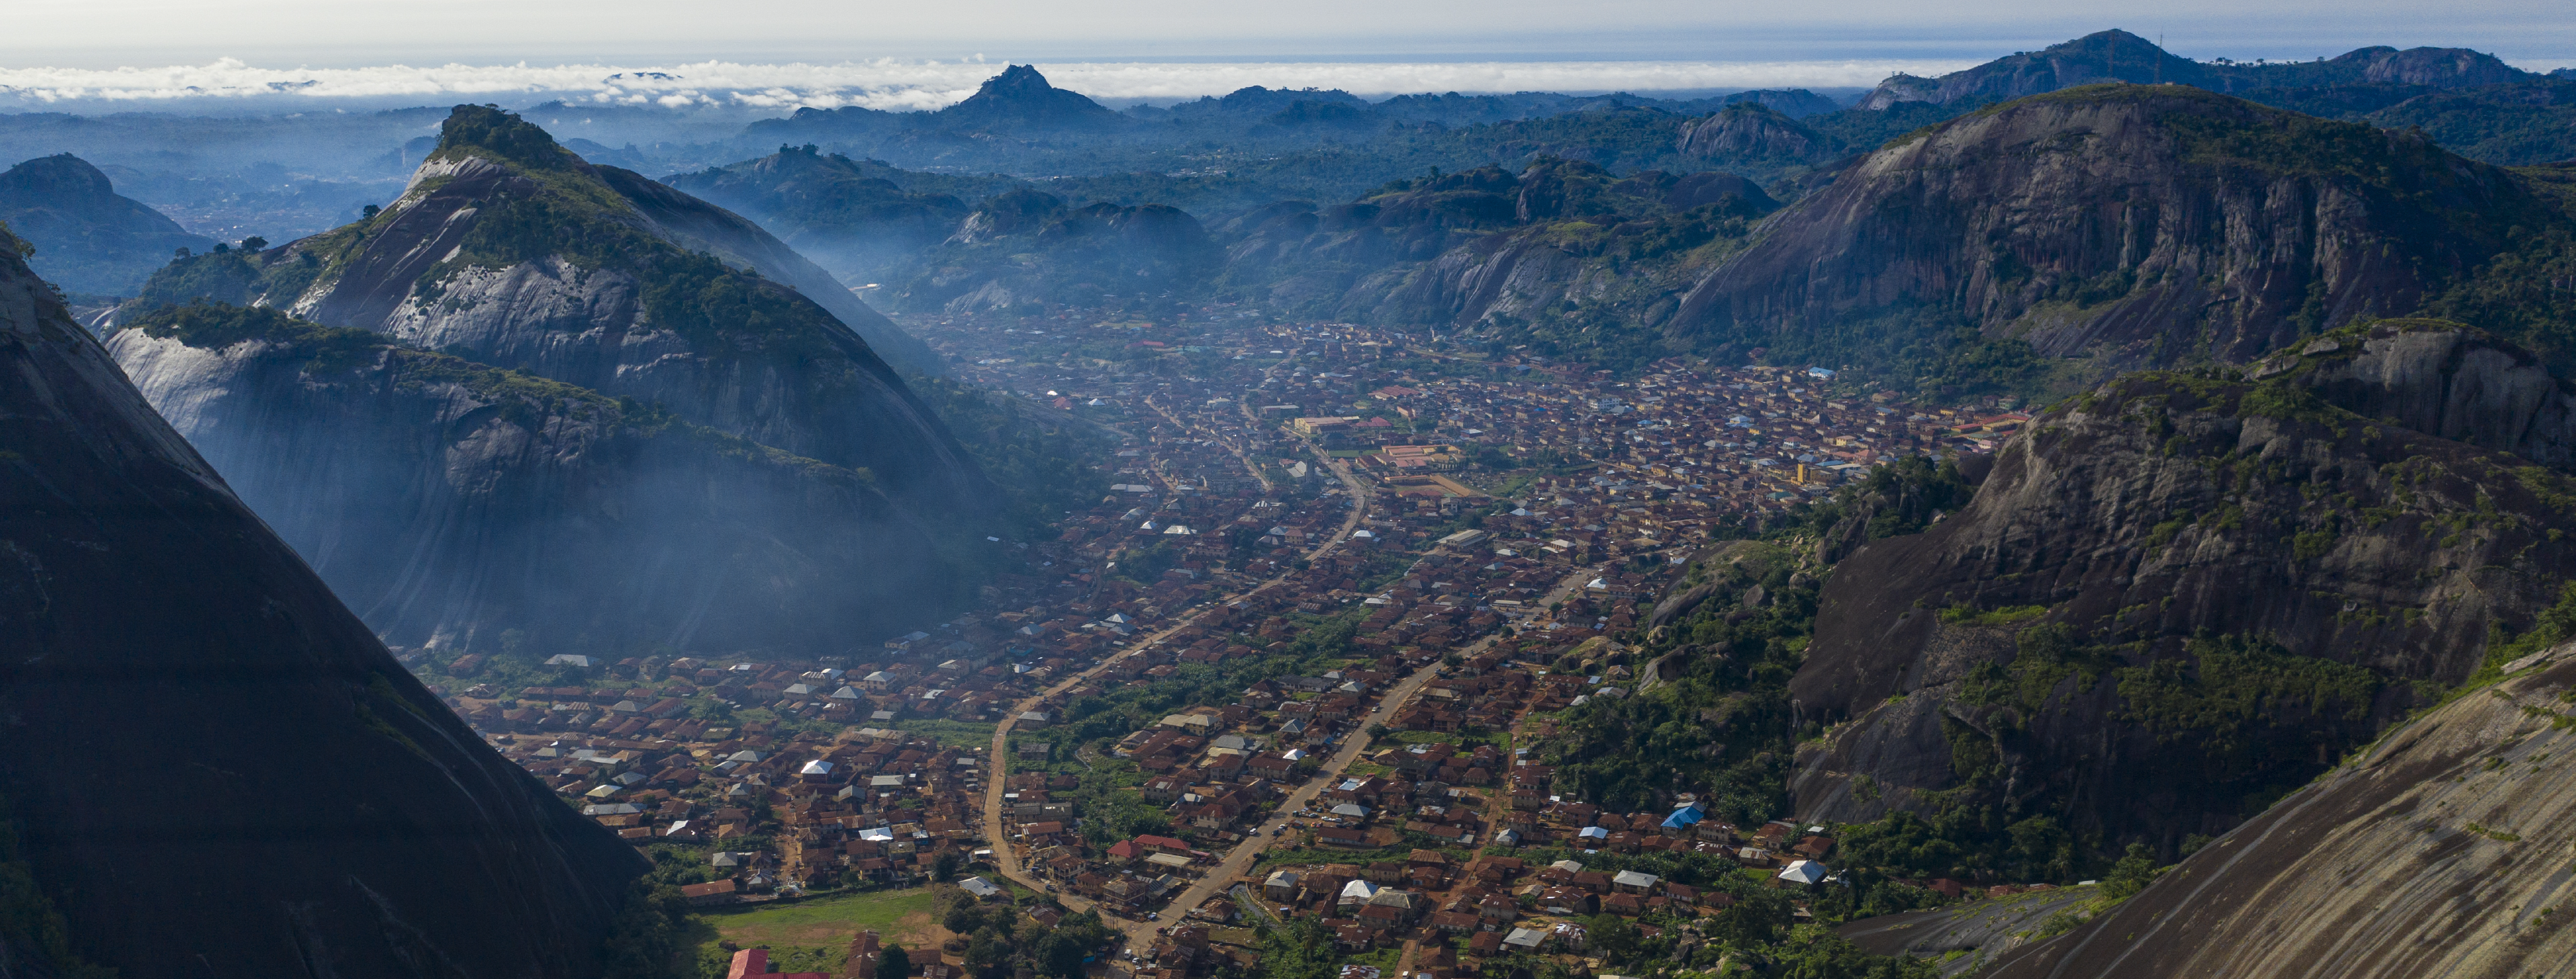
[978,429,1376,945]
[1140,559,1607,935]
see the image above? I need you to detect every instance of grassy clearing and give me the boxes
[693,887,946,970]
[895,719,1000,749]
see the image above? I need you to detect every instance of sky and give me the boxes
[0,0,2566,109]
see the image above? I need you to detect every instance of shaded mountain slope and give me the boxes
[105,300,957,653]
[1979,645,2576,979]
[887,188,1216,314]
[588,161,939,371]
[664,145,975,287]
[0,226,640,977]
[1221,159,1776,334]
[125,105,985,508]
[1673,84,2562,378]
[1788,319,2576,847]
[0,154,212,294]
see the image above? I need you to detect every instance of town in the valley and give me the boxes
[402,301,2033,979]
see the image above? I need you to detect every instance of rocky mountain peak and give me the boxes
[427,103,584,172]
[939,64,1120,130]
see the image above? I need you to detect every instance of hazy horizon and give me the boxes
[2,0,2569,78]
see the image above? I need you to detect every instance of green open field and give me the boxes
[690,887,948,977]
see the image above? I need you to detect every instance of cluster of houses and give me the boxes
[493,726,991,905]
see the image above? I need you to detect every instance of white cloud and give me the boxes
[0,58,1977,110]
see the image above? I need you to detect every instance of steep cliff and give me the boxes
[0,229,640,977]
[1789,320,2576,847]
[125,105,983,505]
[1979,645,2576,979]
[0,154,212,294]
[1673,85,2560,375]
[106,300,957,653]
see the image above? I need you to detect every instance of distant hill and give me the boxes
[0,154,213,294]
[0,221,640,977]
[940,63,1125,132]
[1855,30,2529,110]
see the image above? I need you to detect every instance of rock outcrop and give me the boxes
[1673,85,2554,371]
[110,107,996,652]
[106,301,956,653]
[2265,318,2576,471]
[0,154,213,294]
[1788,331,2576,844]
[0,227,639,977]
[131,105,983,504]
[1980,646,2576,979]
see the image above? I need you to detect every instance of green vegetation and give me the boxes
[1957,623,2124,713]
[1543,540,1810,822]
[125,298,382,372]
[1937,605,2049,627]
[2115,632,2382,807]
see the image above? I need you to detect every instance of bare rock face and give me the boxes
[104,305,953,653]
[136,107,979,504]
[1789,360,2576,844]
[2273,318,2576,472]
[1673,85,2547,370]
[0,229,639,977]
[1981,649,2576,978]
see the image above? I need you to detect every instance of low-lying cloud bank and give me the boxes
[0,58,1974,110]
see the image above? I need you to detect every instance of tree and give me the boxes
[2099,843,2160,901]
[877,945,911,979]
[241,237,269,252]
[361,204,381,220]
[944,895,984,935]
[933,849,964,882]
